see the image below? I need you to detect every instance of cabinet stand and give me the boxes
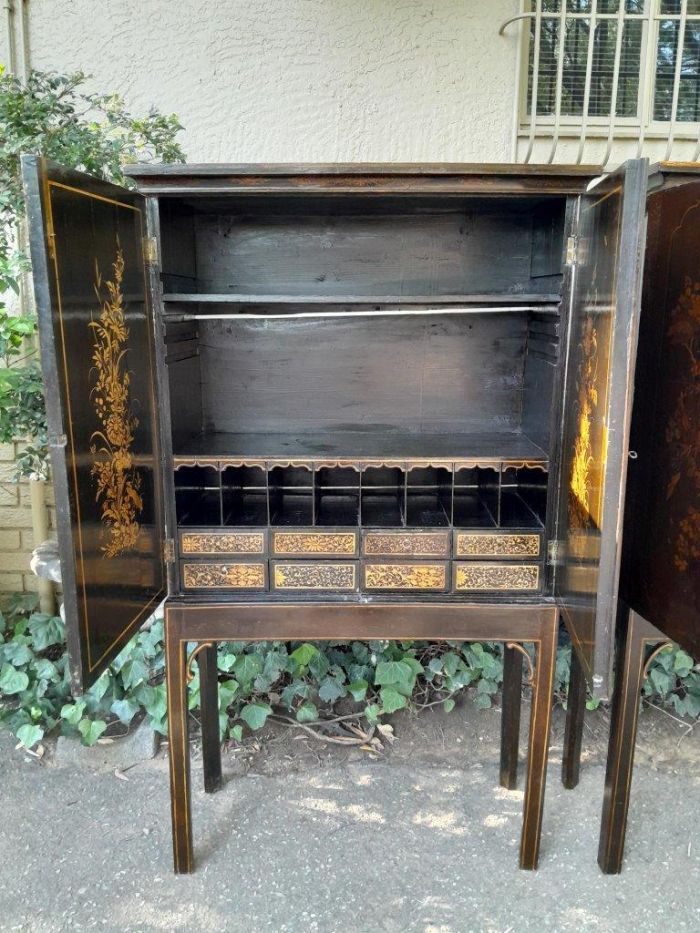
[164,601,558,874]
[561,609,671,873]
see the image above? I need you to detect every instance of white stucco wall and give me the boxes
[2,0,522,163]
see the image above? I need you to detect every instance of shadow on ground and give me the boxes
[0,700,698,932]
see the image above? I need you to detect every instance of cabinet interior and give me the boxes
[159,192,567,541]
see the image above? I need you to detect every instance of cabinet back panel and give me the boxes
[198,314,527,435]
[193,211,551,297]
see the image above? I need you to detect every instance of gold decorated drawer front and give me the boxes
[182,562,267,590]
[453,562,540,592]
[180,530,266,555]
[454,532,541,559]
[363,531,450,558]
[272,561,358,591]
[271,531,358,557]
[363,562,447,591]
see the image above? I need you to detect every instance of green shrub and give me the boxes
[0,67,184,478]
[1,593,698,750]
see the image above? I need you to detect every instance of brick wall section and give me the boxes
[0,442,55,593]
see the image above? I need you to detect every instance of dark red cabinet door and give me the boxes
[556,159,648,699]
[621,173,700,660]
[22,157,165,692]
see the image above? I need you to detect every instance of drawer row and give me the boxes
[179,528,543,560]
[180,559,544,594]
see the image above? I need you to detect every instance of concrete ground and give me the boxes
[0,699,698,933]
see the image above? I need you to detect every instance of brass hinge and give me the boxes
[547,540,562,565]
[163,538,176,563]
[565,235,577,265]
[143,236,158,264]
[47,222,57,262]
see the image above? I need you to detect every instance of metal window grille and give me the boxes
[501,0,700,163]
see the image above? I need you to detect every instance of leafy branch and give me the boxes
[0,66,184,478]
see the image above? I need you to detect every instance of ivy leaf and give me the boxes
[0,663,29,694]
[318,676,346,703]
[474,693,492,710]
[218,679,239,710]
[60,700,86,725]
[16,723,43,748]
[231,724,244,743]
[379,686,407,714]
[673,650,694,677]
[111,697,140,724]
[240,701,273,731]
[78,719,108,746]
[443,698,456,713]
[374,660,413,687]
[27,613,64,651]
[233,654,263,687]
[290,643,319,671]
[32,657,59,682]
[120,657,149,690]
[364,703,382,724]
[295,701,318,723]
[347,679,368,701]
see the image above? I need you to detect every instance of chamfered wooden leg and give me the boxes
[598,610,669,874]
[519,610,558,870]
[197,641,222,794]
[165,613,193,874]
[500,644,523,789]
[562,642,586,789]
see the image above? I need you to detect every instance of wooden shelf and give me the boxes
[172,429,549,466]
[163,292,560,305]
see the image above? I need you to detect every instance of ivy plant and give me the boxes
[0,67,185,478]
[1,593,698,751]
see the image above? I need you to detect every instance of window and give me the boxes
[523,0,700,126]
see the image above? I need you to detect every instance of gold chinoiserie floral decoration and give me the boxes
[181,532,265,554]
[183,563,266,589]
[569,316,598,531]
[274,563,356,590]
[364,564,446,590]
[363,532,449,557]
[273,532,356,555]
[665,278,700,573]
[89,245,143,558]
[454,563,539,591]
[455,533,540,558]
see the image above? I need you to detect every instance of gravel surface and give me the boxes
[0,703,698,933]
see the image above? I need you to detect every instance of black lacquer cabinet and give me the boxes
[562,162,700,874]
[21,159,697,874]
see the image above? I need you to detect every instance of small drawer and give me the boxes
[453,530,542,559]
[453,562,541,592]
[363,530,450,558]
[182,561,267,591]
[271,560,358,592]
[363,561,448,592]
[271,529,359,558]
[179,529,267,556]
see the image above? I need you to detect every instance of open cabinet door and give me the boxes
[22,157,166,693]
[620,170,700,660]
[556,159,647,700]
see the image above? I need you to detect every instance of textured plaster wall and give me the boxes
[9,0,521,163]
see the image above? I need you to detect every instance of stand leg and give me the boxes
[165,615,193,874]
[519,610,558,870]
[500,644,523,789]
[562,643,586,789]
[197,642,222,793]
[598,610,668,874]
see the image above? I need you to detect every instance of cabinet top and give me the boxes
[122,161,603,196]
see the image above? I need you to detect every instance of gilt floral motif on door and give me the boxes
[89,244,144,558]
